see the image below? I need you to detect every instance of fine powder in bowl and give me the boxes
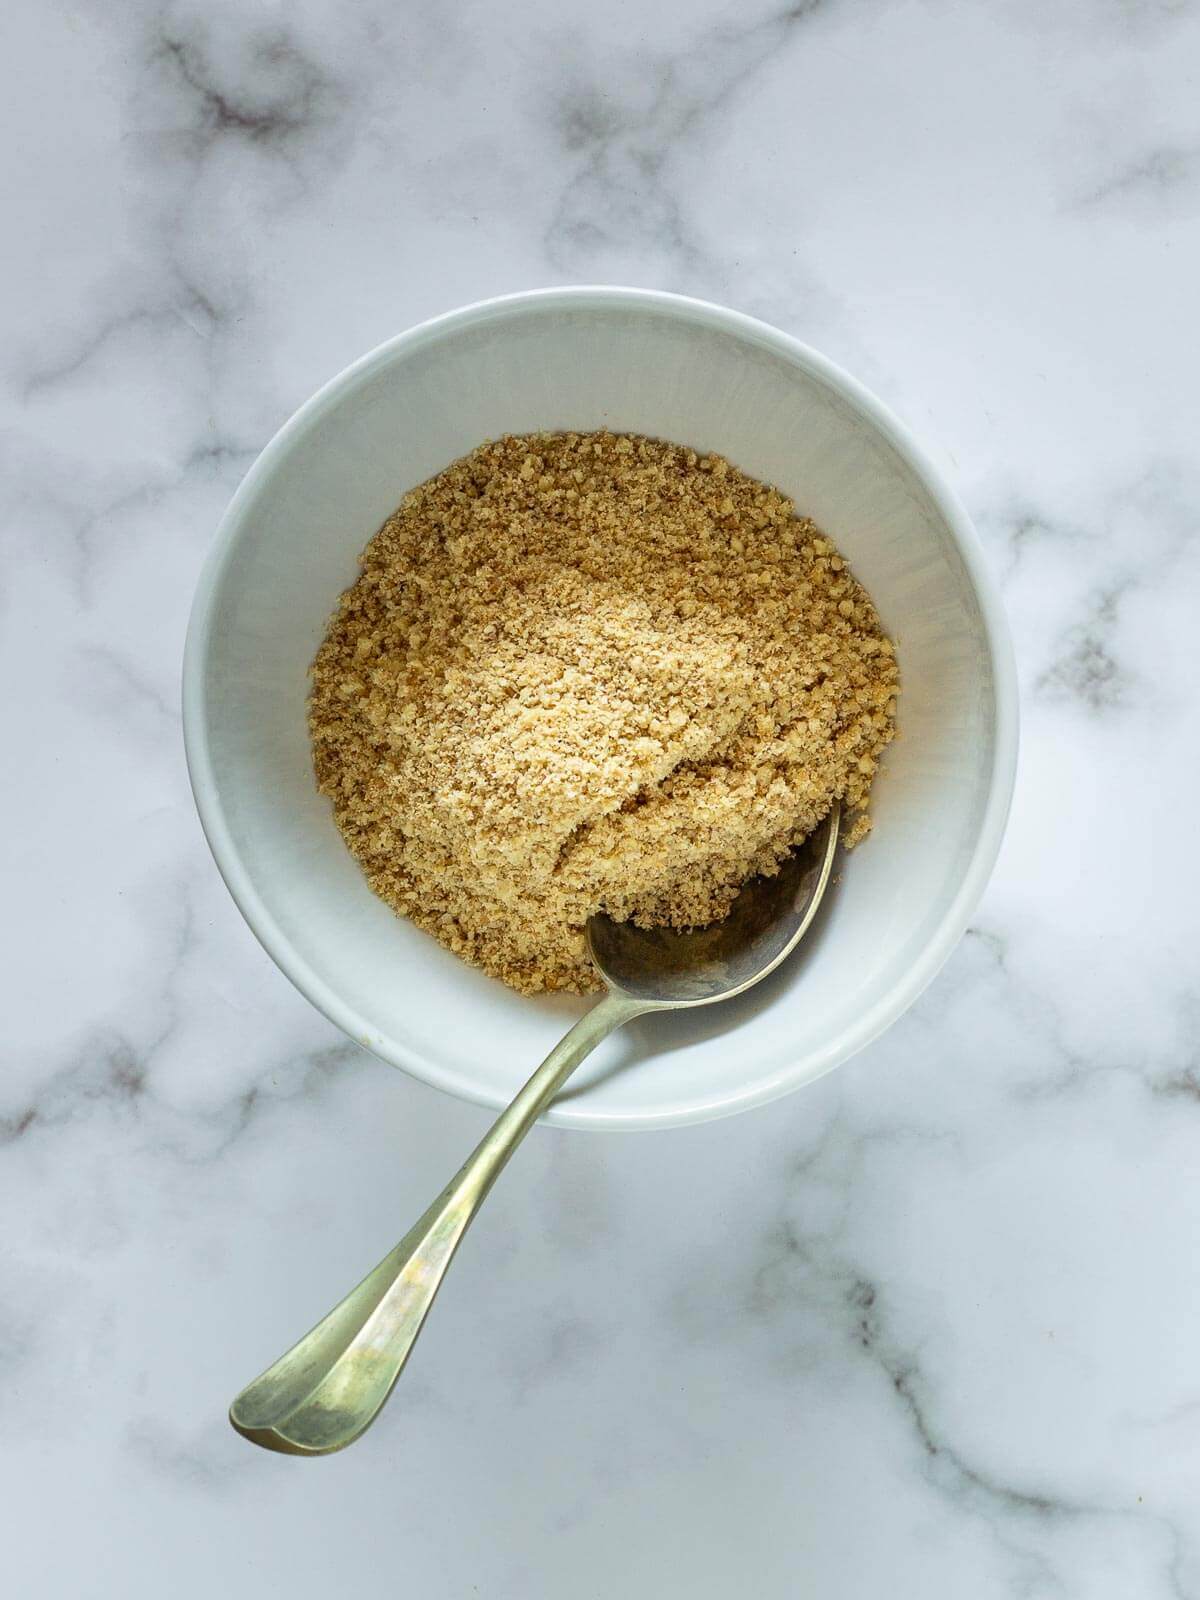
[309,432,898,994]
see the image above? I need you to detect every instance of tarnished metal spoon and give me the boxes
[229,803,840,1455]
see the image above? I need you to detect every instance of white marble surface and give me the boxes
[3,0,1200,1593]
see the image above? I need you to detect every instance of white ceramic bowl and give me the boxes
[183,287,1017,1131]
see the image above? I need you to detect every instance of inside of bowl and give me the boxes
[194,296,1001,1127]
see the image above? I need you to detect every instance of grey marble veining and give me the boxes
[3,0,1200,1595]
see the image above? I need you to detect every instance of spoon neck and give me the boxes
[457,989,650,1202]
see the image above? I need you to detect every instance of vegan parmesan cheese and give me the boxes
[309,432,898,993]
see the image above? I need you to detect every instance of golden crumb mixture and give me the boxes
[309,432,898,993]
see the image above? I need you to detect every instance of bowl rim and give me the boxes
[182,285,1019,1132]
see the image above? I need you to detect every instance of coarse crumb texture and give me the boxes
[309,432,898,994]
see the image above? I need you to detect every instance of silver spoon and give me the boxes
[229,803,840,1455]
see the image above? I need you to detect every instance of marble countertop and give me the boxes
[5,0,1199,1594]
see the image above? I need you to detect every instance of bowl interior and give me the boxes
[188,293,1007,1128]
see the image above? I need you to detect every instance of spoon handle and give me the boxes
[229,988,648,1456]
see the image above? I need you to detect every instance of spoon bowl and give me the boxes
[587,806,839,1007]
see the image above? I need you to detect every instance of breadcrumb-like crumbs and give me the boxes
[309,432,898,993]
